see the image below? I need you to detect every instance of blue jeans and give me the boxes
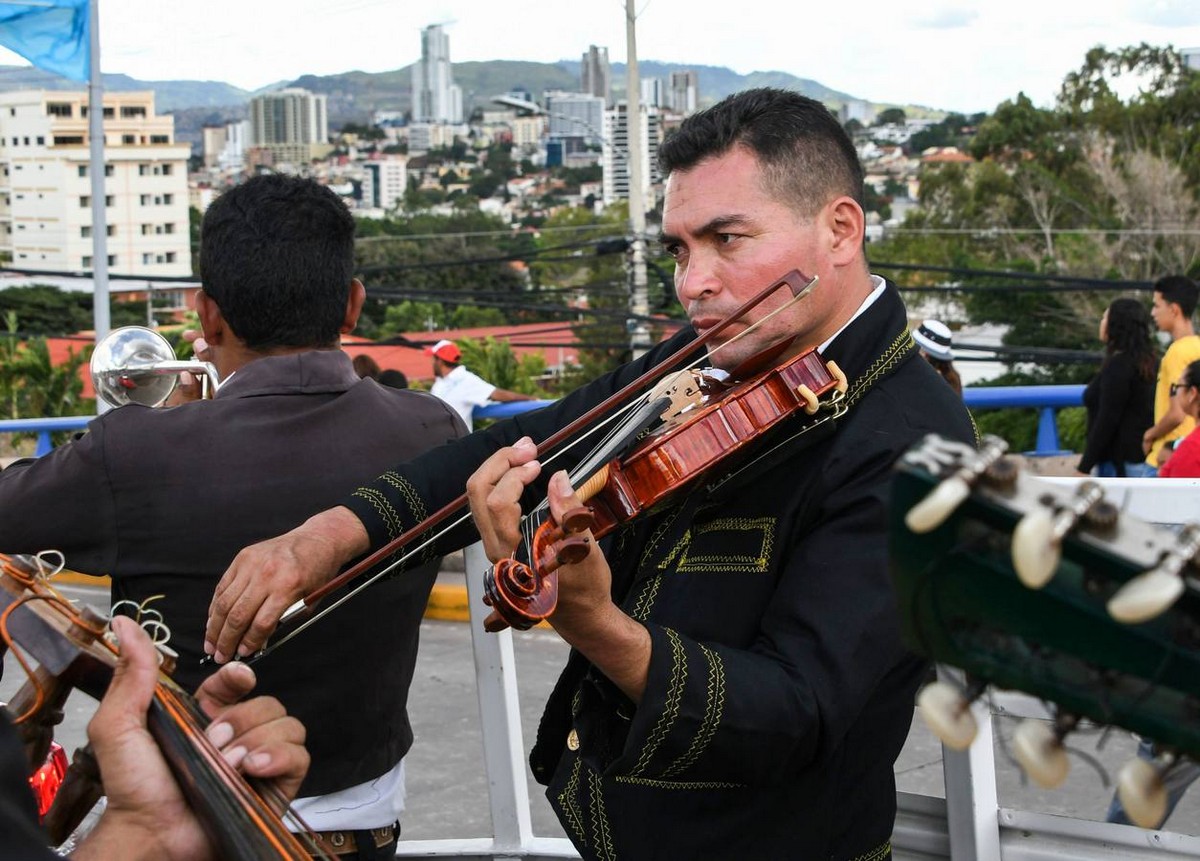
[1106,738,1199,827]
[1095,461,1157,478]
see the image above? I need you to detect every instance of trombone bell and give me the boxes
[90,326,218,408]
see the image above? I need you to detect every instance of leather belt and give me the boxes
[308,822,398,856]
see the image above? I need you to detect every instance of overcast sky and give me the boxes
[2,0,1199,112]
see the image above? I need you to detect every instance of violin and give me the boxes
[258,270,829,655]
[481,344,848,631]
[0,552,326,859]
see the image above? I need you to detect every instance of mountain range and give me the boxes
[0,60,931,152]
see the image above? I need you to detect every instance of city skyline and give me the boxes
[0,1,1197,114]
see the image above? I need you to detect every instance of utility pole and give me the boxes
[624,0,651,360]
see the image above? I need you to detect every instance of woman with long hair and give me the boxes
[1078,297,1158,477]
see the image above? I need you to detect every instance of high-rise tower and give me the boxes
[413,23,463,123]
[581,45,611,107]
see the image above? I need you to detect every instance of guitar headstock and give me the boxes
[891,434,1200,826]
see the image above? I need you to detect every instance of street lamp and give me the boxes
[492,94,652,359]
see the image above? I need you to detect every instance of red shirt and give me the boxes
[1160,429,1200,477]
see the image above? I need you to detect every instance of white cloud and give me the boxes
[912,8,981,29]
[1128,0,1200,27]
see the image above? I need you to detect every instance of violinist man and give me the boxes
[206,89,975,860]
[4,616,309,860]
[0,175,464,858]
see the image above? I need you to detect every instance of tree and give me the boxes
[875,107,907,126]
[457,336,544,397]
[0,313,93,437]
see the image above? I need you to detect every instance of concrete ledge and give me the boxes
[426,583,471,622]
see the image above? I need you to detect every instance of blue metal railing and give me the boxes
[0,387,1087,460]
[0,415,93,457]
[962,384,1084,454]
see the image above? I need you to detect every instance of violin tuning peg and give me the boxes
[825,360,848,394]
[795,384,819,415]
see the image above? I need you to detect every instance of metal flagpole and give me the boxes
[86,0,109,350]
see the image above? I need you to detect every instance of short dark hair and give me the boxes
[658,88,864,215]
[199,174,356,349]
[1155,275,1199,319]
[378,369,408,389]
[1184,359,1200,390]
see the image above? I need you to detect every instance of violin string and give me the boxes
[259,278,820,658]
[702,277,816,365]
[255,393,666,659]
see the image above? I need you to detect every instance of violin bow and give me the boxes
[248,270,818,661]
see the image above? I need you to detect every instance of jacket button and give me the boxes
[567,729,580,751]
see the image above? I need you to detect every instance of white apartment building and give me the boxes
[406,122,466,153]
[668,71,698,115]
[544,91,605,146]
[249,89,331,167]
[602,102,662,206]
[412,24,463,123]
[362,157,408,211]
[0,90,191,276]
[509,115,544,151]
[581,45,611,106]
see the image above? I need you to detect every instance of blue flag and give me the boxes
[0,0,91,82]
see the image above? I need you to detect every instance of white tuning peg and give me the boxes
[1117,756,1169,829]
[905,475,970,534]
[1107,569,1186,625]
[917,681,978,751]
[1012,719,1070,789]
[1012,507,1060,589]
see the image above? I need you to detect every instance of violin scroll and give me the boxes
[482,506,597,633]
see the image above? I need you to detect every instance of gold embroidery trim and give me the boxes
[586,768,616,861]
[556,758,587,849]
[630,627,687,777]
[675,516,775,574]
[660,642,726,779]
[848,840,891,861]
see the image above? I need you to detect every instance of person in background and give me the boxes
[427,339,535,431]
[1142,275,1200,472]
[1077,297,1157,477]
[352,354,382,380]
[0,175,464,859]
[378,369,408,389]
[1157,359,1200,478]
[912,319,962,396]
[4,617,308,861]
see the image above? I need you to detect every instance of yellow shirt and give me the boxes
[1147,334,1200,465]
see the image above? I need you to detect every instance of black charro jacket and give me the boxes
[343,281,975,860]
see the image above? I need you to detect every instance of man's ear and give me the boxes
[195,290,225,344]
[341,278,366,335]
[824,196,866,265]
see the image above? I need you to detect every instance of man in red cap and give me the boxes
[426,338,534,431]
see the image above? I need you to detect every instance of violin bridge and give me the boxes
[647,369,705,424]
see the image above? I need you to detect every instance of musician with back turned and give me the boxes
[207,89,975,860]
[0,175,464,858]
